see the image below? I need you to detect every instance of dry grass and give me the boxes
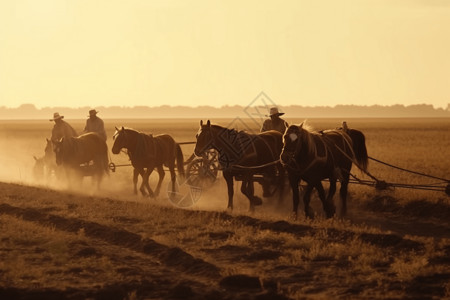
[0,118,449,299]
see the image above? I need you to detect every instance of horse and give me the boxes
[194,120,285,212]
[111,127,185,197]
[33,138,58,181]
[280,122,368,219]
[52,132,109,188]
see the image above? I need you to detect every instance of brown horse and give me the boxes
[111,127,185,197]
[194,120,284,212]
[280,122,368,219]
[52,132,109,187]
[33,138,60,181]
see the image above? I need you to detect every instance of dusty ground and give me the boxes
[0,181,449,300]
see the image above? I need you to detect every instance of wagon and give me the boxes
[178,142,220,189]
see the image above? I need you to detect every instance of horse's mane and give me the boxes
[299,120,315,133]
[115,127,156,160]
[118,127,138,133]
[113,127,139,140]
[210,124,240,135]
[296,121,318,157]
[210,124,260,138]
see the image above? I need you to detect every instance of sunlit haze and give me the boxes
[1,0,449,109]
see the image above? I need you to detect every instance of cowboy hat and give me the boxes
[88,109,99,116]
[49,112,64,121]
[266,107,285,117]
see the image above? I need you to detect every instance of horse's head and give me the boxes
[44,138,54,158]
[52,137,68,165]
[33,156,45,179]
[194,120,214,156]
[280,123,305,166]
[112,126,126,154]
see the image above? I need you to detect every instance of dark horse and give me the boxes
[52,132,109,187]
[194,120,284,212]
[111,127,185,197]
[280,122,368,219]
[33,138,59,181]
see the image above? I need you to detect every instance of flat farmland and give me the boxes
[0,117,449,299]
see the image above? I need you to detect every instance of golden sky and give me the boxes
[0,0,449,108]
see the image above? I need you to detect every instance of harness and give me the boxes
[208,126,265,171]
[118,130,157,165]
[284,130,354,177]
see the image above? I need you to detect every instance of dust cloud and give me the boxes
[0,127,294,219]
[0,138,290,218]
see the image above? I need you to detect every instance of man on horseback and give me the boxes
[83,109,107,141]
[261,107,289,134]
[50,112,78,142]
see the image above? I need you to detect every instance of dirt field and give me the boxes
[0,118,449,299]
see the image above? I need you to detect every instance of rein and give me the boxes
[231,159,281,170]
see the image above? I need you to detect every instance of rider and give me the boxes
[260,107,288,197]
[261,107,289,134]
[83,109,107,141]
[50,112,78,142]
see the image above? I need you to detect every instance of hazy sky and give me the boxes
[1,0,449,109]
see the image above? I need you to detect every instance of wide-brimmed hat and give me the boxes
[88,109,99,116]
[49,112,64,121]
[266,107,285,117]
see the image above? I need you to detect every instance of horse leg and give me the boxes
[143,168,156,198]
[340,173,350,217]
[317,181,335,218]
[240,180,252,212]
[223,170,234,211]
[240,176,262,213]
[303,184,314,219]
[289,172,301,220]
[140,169,149,196]
[93,159,103,190]
[168,164,177,194]
[277,164,286,206]
[326,178,337,217]
[250,178,263,207]
[133,168,141,195]
[154,165,166,197]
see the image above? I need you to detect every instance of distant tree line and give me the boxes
[0,103,449,119]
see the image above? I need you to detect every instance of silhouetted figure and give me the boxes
[261,107,289,134]
[84,109,107,141]
[260,107,288,197]
[50,112,78,142]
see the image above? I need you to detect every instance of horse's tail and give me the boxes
[347,129,368,171]
[176,143,185,178]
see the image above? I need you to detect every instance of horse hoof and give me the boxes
[325,209,335,219]
[306,210,315,220]
[290,212,298,221]
[252,197,263,206]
